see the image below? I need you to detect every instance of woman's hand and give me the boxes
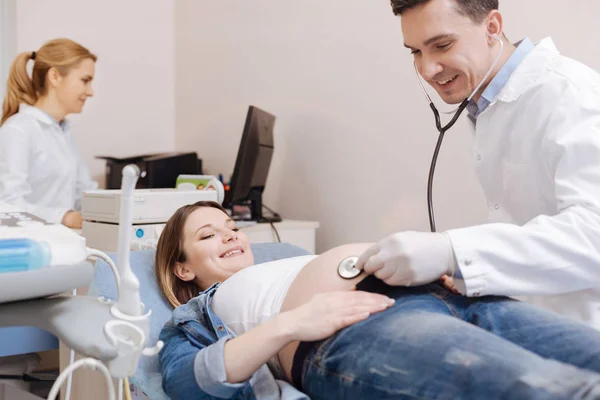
[278,291,395,342]
[223,291,394,383]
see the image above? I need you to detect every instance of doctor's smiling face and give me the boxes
[397,0,505,104]
[48,58,95,114]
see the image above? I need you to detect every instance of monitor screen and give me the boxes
[224,106,278,222]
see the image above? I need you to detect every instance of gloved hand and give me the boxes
[355,231,457,287]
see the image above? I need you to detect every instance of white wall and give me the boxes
[15,0,176,185]
[0,0,16,102]
[174,0,600,253]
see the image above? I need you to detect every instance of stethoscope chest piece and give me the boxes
[337,256,361,279]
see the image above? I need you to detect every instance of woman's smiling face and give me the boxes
[174,206,254,288]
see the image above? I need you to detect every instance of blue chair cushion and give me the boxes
[87,242,310,399]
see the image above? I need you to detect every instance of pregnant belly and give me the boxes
[277,243,372,382]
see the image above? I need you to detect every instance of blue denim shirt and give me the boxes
[159,282,309,400]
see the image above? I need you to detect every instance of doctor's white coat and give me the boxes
[447,38,600,329]
[0,104,97,223]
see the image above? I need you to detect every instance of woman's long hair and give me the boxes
[155,201,230,308]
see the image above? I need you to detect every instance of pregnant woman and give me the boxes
[157,201,600,400]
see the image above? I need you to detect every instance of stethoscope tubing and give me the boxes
[416,35,504,232]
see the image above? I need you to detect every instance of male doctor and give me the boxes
[356,0,600,328]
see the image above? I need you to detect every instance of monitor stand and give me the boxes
[231,188,282,223]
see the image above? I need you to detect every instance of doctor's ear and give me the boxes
[174,262,196,282]
[46,67,63,88]
[485,10,504,43]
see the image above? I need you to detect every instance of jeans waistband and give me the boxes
[291,275,395,389]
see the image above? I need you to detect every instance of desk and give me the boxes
[82,219,320,254]
[240,220,320,254]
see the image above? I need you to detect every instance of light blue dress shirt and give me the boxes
[466,38,535,120]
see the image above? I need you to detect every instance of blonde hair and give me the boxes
[1,38,97,126]
[155,201,230,308]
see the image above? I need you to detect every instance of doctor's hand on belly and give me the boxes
[355,231,457,287]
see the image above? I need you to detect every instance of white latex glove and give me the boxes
[355,231,457,287]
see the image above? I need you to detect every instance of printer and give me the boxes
[81,182,224,252]
[97,152,202,189]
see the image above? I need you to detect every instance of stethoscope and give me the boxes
[337,34,504,280]
[418,34,504,233]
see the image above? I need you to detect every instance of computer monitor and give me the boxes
[224,106,281,222]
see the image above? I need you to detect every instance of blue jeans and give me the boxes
[299,282,600,400]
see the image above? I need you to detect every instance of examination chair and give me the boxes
[88,242,310,400]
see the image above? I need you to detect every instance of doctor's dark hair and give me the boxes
[390,0,499,23]
[1,38,97,126]
[155,201,229,308]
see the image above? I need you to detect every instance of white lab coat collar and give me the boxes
[18,103,71,131]
[497,37,561,103]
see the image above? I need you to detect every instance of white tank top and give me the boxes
[211,255,317,379]
[211,255,317,336]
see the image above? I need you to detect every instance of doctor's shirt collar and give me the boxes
[19,103,71,132]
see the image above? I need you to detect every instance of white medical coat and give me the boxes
[0,104,98,223]
[447,38,600,328]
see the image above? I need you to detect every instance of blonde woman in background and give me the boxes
[0,38,98,228]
